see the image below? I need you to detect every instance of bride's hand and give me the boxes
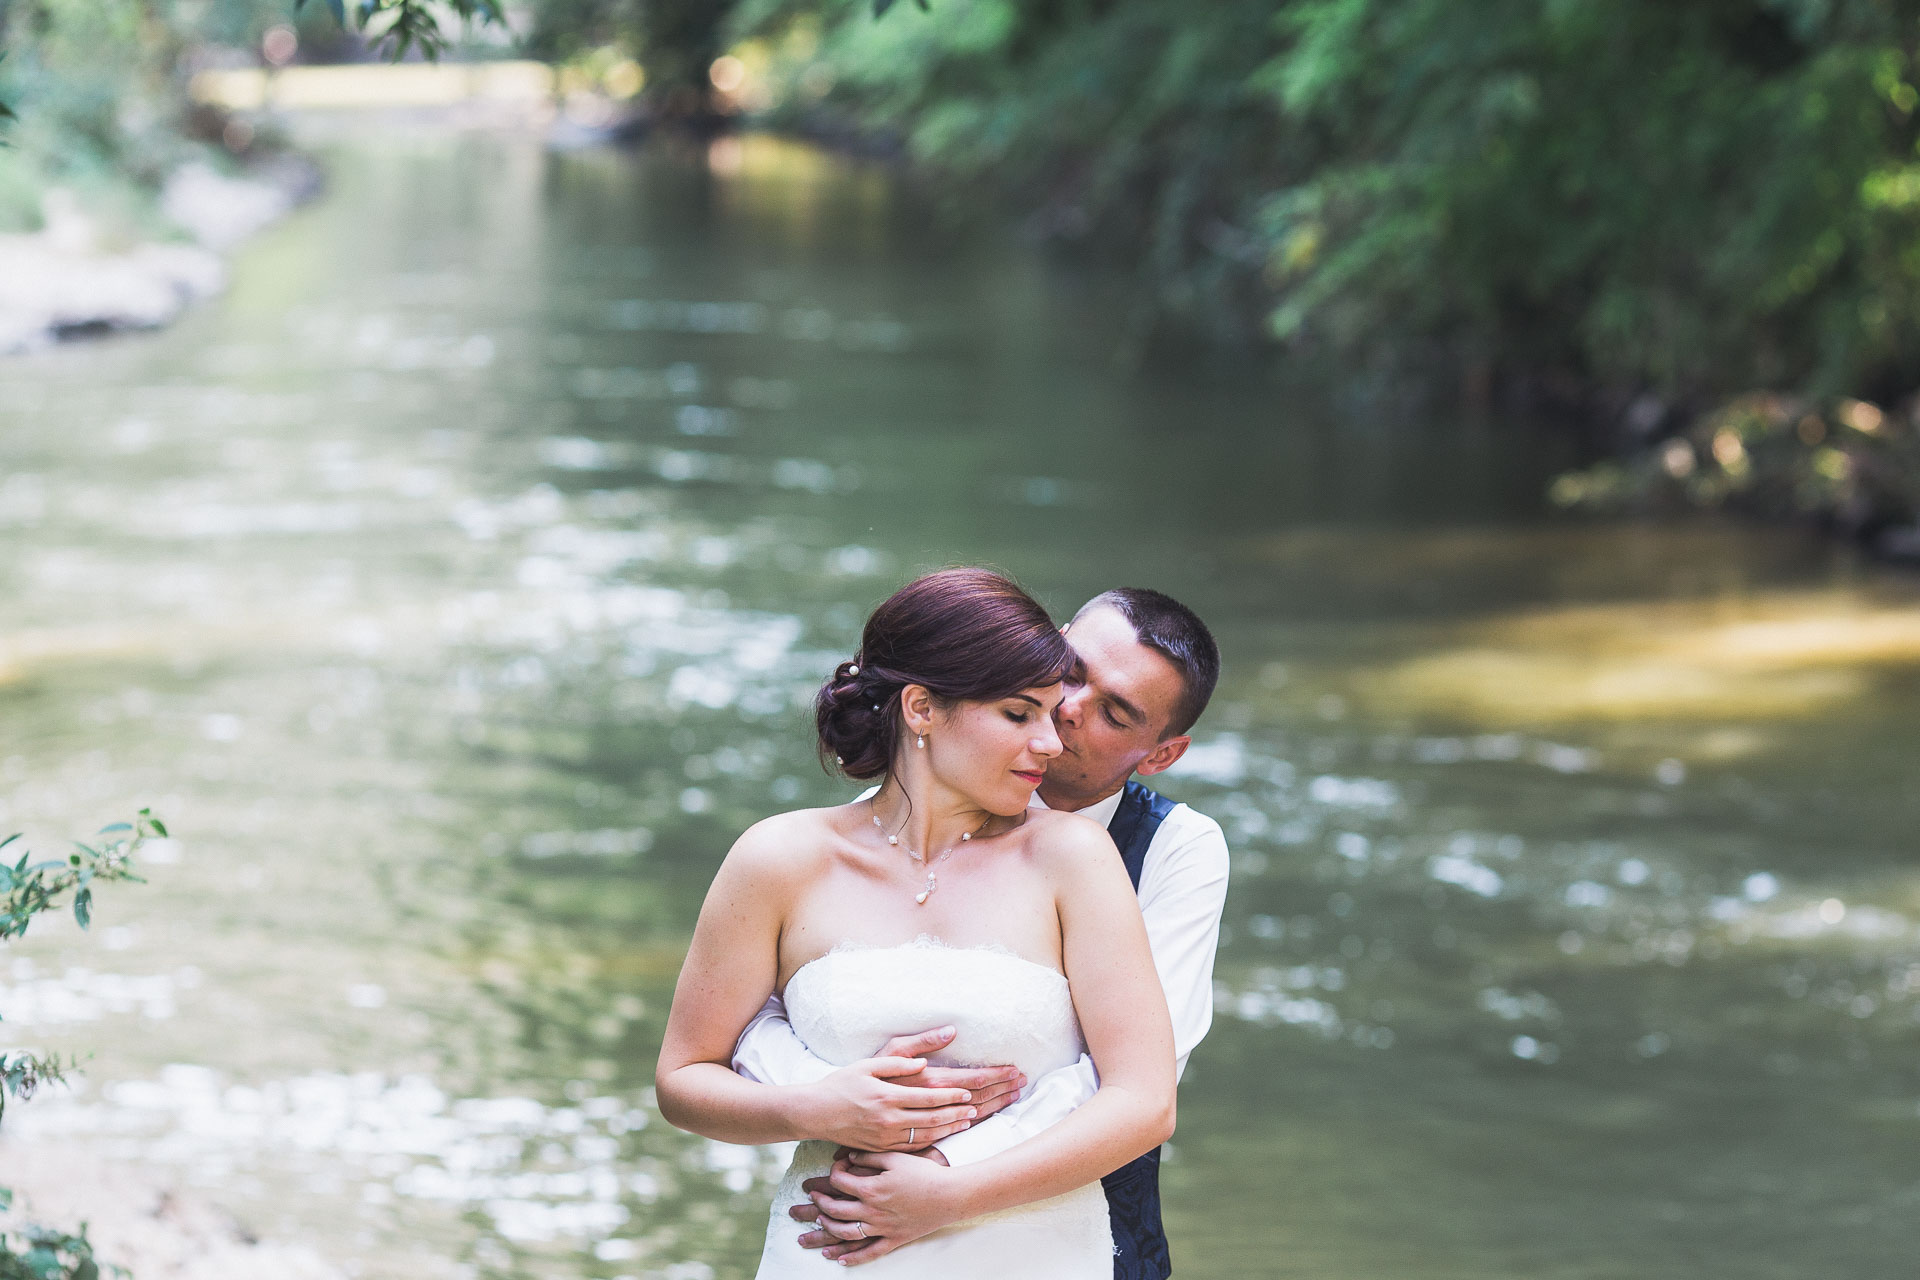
[874,1027,1027,1118]
[796,1149,974,1265]
[800,1056,982,1152]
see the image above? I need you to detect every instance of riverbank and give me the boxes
[0,154,319,357]
[1550,392,1920,564]
[1,1136,343,1280]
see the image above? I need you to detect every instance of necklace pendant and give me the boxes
[914,889,930,904]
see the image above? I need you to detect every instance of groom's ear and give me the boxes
[1134,734,1191,778]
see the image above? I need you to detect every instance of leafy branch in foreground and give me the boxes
[0,810,159,1280]
[296,0,508,62]
[0,810,161,1126]
[0,1186,116,1280]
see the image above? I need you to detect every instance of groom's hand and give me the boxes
[791,1148,968,1264]
[790,1145,949,1255]
[875,1027,1026,1121]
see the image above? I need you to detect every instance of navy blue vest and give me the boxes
[1100,779,1178,1280]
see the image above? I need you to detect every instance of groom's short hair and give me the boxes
[1073,588,1219,738]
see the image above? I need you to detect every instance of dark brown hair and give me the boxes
[1072,587,1220,737]
[818,568,1073,780]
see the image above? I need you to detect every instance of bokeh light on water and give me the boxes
[2,130,1918,1279]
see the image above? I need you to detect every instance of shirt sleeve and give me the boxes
[933,1053,1099,1166]
[936,807,1232,1167]
[1141,809,1232,1077]
[731,995,838,1086]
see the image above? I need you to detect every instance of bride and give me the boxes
[655,568,1175,1274]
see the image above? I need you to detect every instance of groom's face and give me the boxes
[1043,605,1190,805]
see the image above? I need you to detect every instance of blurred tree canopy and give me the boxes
[527,0,728,119]
[702,0,1920,414]
[0,0,501,231]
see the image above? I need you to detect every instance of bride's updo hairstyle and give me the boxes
[817,568,1073,781]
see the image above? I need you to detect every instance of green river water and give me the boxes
[2,129,1918,1279]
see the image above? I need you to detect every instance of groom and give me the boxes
[733,587,1231,1279]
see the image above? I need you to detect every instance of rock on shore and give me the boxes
[0,156,319,356]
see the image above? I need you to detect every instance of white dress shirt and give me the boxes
[729,785,1230,1168]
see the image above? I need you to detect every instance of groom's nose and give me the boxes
[1055,684,1085,728]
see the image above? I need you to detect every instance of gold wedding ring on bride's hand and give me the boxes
[855,1223,869,1239]
[907,1126,915,1146]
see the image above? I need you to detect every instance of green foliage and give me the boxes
[0,811,158,1280]
[0,809,159,1125]
[732,0,1920,406]
[297,0,506,62]
[0,0,515,229]
[1251,0,1920,400]
[0,0,313,231]
[528,0,731,112]
[0,1193,115,1280]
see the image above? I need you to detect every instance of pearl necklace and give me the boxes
[869,800,991,904]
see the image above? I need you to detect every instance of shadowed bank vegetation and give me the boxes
[689,0,1920,543]
[707,3,1920,404]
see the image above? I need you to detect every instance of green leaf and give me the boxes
[97,823,131,835]
[74,887,91,930]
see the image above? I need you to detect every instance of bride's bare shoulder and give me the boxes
[722,805,850,882]
[1019,807,1120,863]
[1020,809,1134,906]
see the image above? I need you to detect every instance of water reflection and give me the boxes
[2,130,1918,1280]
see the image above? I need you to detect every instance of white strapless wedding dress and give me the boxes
[754,938,1113,1278]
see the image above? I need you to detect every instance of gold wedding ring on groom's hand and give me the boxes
[907,1126,915,1146]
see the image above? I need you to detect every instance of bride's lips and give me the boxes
[1012,769,1045,787]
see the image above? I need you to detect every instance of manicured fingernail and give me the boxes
[942,1025,955,1036]
[962,1119,972,1129]
[966,1107,977,1118]
[959,1091,971,1101]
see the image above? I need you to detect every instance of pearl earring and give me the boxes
[916,734,926,749]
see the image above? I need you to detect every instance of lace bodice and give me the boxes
[783,938,1086,1076]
